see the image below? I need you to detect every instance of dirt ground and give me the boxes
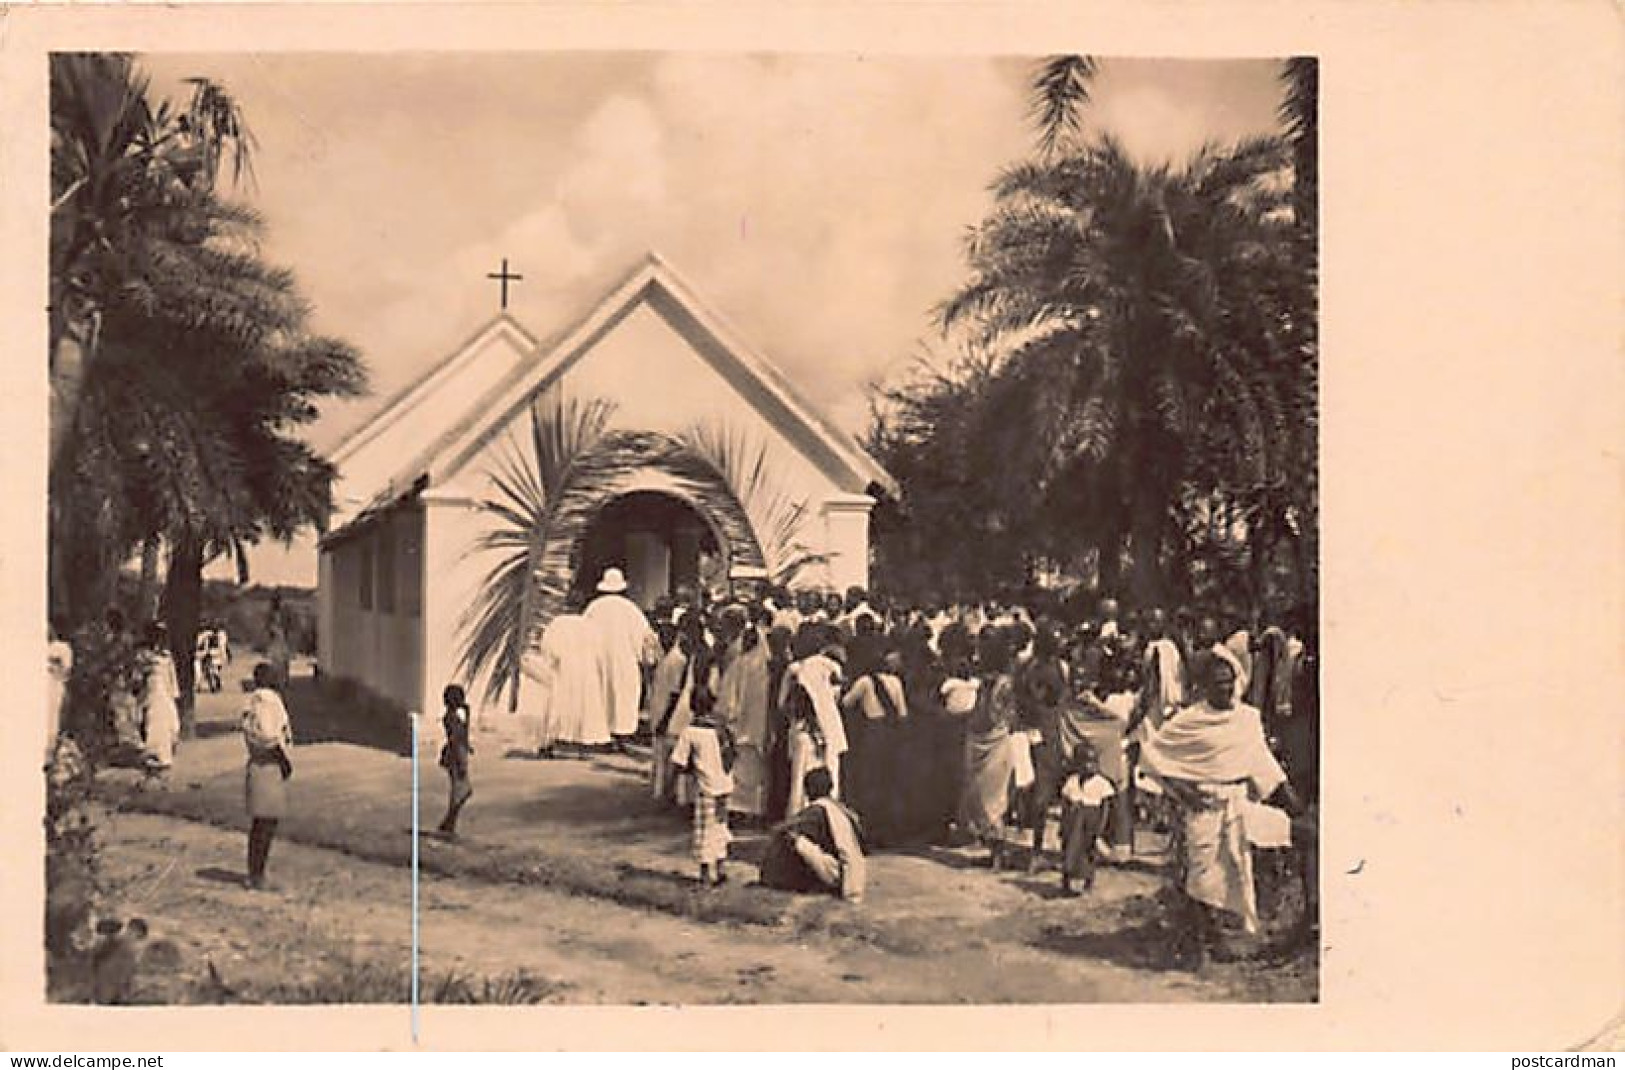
[100,811,1312,1006]
[81,653,1316,1006]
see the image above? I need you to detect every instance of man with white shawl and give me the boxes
[779,632,849,814]
[1140,652,1301,958]
[583,568,658,750]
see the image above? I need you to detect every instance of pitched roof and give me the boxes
[328,313,541,468]
[326,252,897,544]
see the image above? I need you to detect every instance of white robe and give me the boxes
[538,615,608,746]
[141,650,181,768]
[584,593,656,737]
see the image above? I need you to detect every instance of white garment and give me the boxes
[645,643,686,726]
[1145,638,1184,720]
[671,723,735,798]
[1062,772,1117,808]
[141,651,180,768]
[1241,800,1293,848]
[785,654,847,758]
[537,614,608,746]
[1211,641,1250,703]
[242,687,292,754]
[940,676,981,715]
[47,640,72,756]
[1009,731,1036,789]
[786,728,840,817]
[584,593,656,736]
[516,646,555,748]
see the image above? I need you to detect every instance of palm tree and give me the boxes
[49,55,367,726]
[49,54,256,465]
[460,392,617,710]
[940,131,1312,603]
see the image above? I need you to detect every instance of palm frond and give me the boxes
[1030,55,1098,156]
[677,423,827,587]
[456,390,616,709]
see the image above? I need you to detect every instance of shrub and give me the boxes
[44,736,104,998]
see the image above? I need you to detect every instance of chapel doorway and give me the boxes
[575,490,723,610]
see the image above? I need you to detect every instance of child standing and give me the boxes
[1058,741,1116,895]
[241,662,294,891]
[436,684,474,839]
[670,706,735,887]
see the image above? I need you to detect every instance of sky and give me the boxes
[139,52,1287,586]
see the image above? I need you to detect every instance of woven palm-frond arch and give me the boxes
[528,430,766,635]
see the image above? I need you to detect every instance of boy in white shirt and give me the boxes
[1058,741,1116,895]
[671,708,736,887]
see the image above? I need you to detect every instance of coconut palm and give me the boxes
[49,55,367,724]
[460,392,617,710]
[49,54,256,464]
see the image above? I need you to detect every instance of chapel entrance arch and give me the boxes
[575,490,724,610]
[525,429,768,631]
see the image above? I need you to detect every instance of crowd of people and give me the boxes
[516,568,1320,957]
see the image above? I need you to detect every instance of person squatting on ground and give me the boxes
[671,702,736,886]
[437,684,474,839]
[758,767,867,902]
[241,662,293,891]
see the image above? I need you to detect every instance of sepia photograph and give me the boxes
[41,48,1324,1009]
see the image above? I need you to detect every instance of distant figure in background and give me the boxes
[47,620,73,761]
[138,623,181,776]
[644,620,686,793]
[959,628,1017,870]
[264,594,292,688]
[718,606,773,820]
[780,628,848,814]
[436,684,474,839]
[1096,597,1121,640]
[99,609,142,751]
[758,767,866,903]
[241,662,293,890]
[583,568,658,753]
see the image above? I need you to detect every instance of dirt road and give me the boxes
[100,811,1311,1006]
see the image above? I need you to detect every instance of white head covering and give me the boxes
[596,568,628,594]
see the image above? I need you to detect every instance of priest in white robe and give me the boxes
[584,568,658,749]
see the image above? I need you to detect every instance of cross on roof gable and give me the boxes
[330,251,897,540]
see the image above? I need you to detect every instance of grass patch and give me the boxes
[104,781,792,929]
[190,958,567,1005]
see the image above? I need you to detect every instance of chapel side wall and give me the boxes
[421,494,493,738]
[328,538,366,687]
[323,514,422,713]
[316,550,336,677]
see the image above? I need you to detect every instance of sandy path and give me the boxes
[100,812,1296,1007]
